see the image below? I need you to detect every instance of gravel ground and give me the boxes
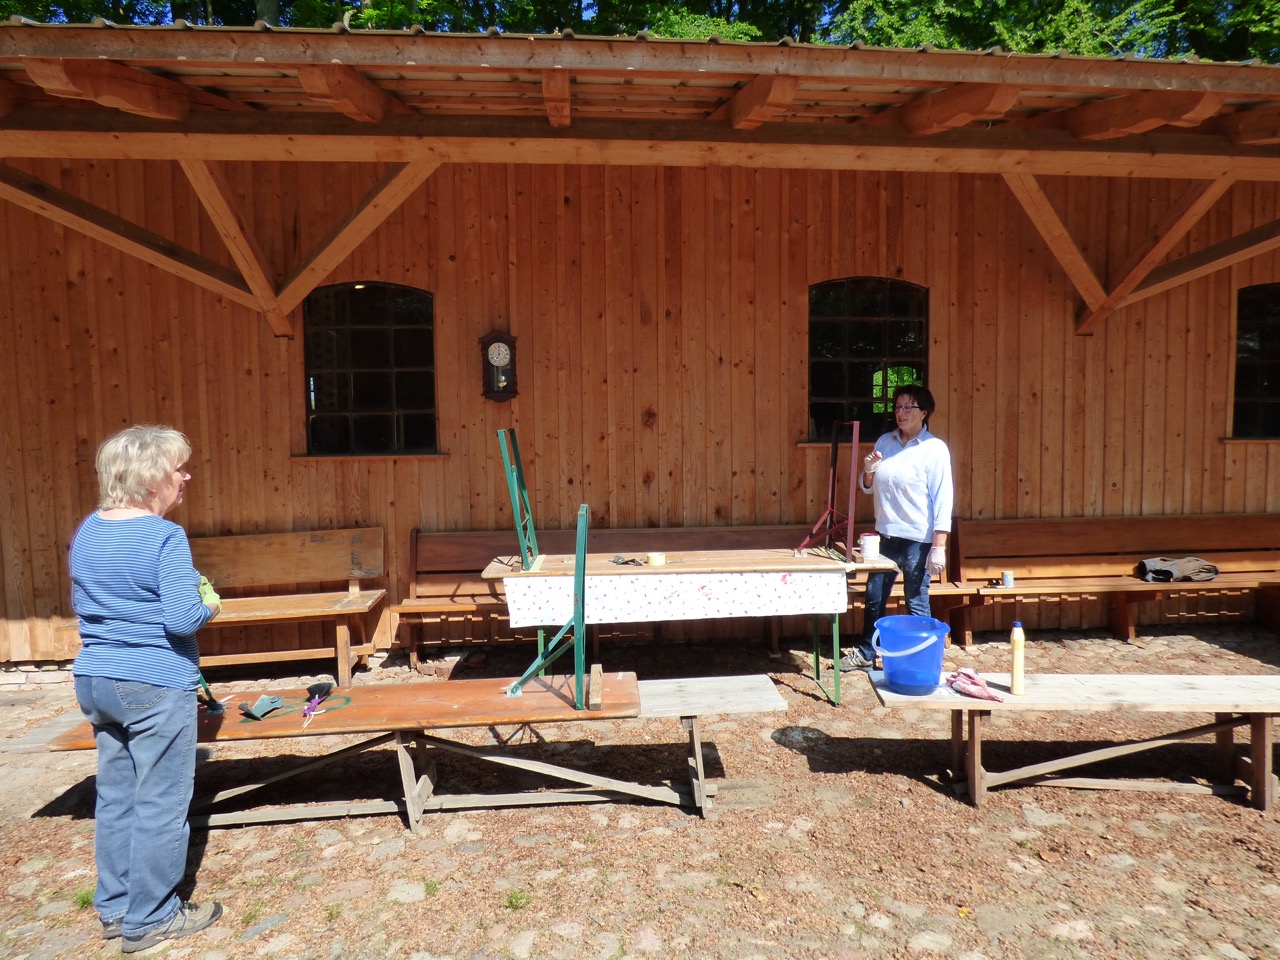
[3,624,1280,960]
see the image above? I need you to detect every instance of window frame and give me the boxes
[806,276,929,444]
[302,281,439,457]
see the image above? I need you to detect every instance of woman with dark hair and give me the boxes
[840,385,954,671]
[70,424,223,953]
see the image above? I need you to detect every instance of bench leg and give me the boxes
[1258,584,1280,634]
[682,716,714,818]
[1250,713,1276,812]
[1107,596,1137,642]
[335,622,354,687]
[966,711,989,808]
[1215,712,1236,784]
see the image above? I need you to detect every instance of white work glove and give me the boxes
[863,452,882,476]
[927,545,947,580]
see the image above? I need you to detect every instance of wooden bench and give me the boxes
[48,671,786,826]
[392,524,813,668]
[948,514,1280,642]
[192,527,386,686]
[868,670,1280,811]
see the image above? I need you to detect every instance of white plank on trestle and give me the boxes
[638,675,786,718]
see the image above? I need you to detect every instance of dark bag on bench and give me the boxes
[1136,557,1219,582]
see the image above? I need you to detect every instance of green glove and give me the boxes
[198,575,221,606]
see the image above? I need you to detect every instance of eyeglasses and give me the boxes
[893,405,921,413]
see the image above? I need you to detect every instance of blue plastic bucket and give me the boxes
[872,615,949,696]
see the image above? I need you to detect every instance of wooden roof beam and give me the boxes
[708,74,798,130]
[0,161,256,307]
[542,69,571,127]
[277,160,439,315]
[1076,177,1234,334]
[23,57,193,121]
[1064,90,1226,141]
[179,159,293,337]
[1003,172,1106,312]
[1120,218,1280,307]
[879,82,1019,135]
[1220,104,1280,145]
[297,63,411,123]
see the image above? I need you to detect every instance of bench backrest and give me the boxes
[408,524,811,595]
[952,514,1280,582]
[191,527,385,590]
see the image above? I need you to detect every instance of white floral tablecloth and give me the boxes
[503,570,848,628]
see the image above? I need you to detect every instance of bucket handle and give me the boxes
[871,629,942,658]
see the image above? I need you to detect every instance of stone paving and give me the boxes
[3,624,1280,960]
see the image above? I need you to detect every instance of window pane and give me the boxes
[309,415,351,454]
[308,373,349,413]
[809,404,846,441]
[847,322,884,358]
[848,361,882,397]
[810,321,844,357]
[350,330,391,369]
[306,329,346,371]
[394,328,433,366]
[402,414,437,452]
[810,361,845,398]
[352,373,393,411]
[809,283,847,317]
[396,372,434,409]
[352,415,396,454]
[887,319,925,355]
[846,278,886,317]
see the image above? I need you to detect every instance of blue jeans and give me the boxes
[857,536,933,661]
[74,675,197,938]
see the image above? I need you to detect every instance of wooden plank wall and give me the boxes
[2,160,1279,662]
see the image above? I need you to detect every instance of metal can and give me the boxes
[1001,570,1015,588]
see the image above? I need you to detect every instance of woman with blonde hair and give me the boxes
[70,424,223,954]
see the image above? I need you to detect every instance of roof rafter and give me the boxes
[708,74,798,130]
[1076,177,1235,334]
[1064,90,1226,141]
[542,69,571,127]
[179,159,293,336]
[23,57,193,120]
[1220,104,1280,145]
[297,63,411,123]
[0,161,256,306]
[877,82,1019,135]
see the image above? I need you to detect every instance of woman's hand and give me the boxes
[927,545,947,579]
[863,451,882,478]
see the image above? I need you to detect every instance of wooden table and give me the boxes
[48,673,786,828]
[866,671,1280,810]
[485,547,895,704]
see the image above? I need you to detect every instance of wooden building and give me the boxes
[2,22,1279,666]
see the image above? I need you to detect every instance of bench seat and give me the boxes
[191,528,386,685]
[948,514,1280,642]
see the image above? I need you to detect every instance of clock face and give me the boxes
[487,341,511,367]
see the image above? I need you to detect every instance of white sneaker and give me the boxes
[839,650,875,672]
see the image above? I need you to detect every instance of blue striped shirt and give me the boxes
[70,512,214,690]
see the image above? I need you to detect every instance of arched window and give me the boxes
[303,282,437,455]
[808,277,928,442]
[1235,283,1280,439]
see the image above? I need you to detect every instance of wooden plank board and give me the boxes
[490,547,885,579]
[868,671,1280,714]
[638,674,786,718]
[47,671,643,752]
